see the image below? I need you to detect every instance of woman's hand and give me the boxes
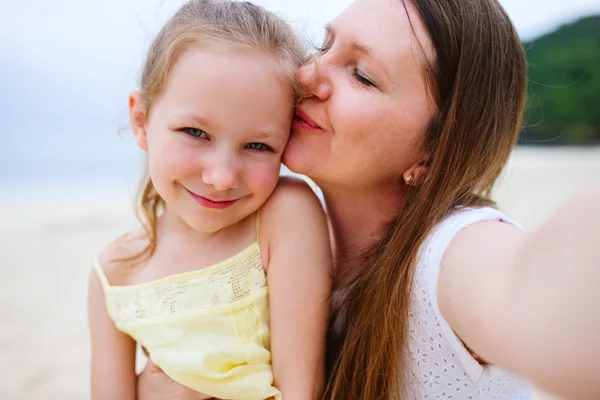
[137,360,213,400]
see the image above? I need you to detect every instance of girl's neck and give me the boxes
[159,207,249,245]
[156,207,255,263]
[160,208,216,242]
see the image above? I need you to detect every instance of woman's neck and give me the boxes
[319,181,405,264]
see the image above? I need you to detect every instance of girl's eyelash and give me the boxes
[179,129,273,153]
[183,127,208,138]
[246,142,273,152]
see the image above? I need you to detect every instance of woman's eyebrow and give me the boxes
[324,23,334,40]
[325,23,386,69]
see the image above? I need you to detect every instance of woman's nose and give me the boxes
[297,57,332,101]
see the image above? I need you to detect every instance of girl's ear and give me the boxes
[129,91,148,151]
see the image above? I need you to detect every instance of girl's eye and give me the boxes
[352,69,376,88]
[246,142,272,152]
[183,127,208,138]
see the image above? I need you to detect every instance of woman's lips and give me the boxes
[292,109,324,131]
[186,189,239,209]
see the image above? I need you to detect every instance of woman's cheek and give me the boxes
[334,90,382,136]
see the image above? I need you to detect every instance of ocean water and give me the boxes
[0,125,144,201]
[0,128,304,204]
[2,124,599,226]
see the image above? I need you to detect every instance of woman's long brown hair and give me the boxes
[326,0,527,398]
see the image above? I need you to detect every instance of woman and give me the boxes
[137,0,600,398]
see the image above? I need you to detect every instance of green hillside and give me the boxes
[520,15,600,145]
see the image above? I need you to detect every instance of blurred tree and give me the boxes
[520,15,600,145]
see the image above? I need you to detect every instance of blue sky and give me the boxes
[1,0,599,185]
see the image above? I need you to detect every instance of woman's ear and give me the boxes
[129,91,148,151]
[403,158,429,186]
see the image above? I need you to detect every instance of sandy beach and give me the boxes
[1,147,598,399]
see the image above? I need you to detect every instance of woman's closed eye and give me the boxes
[352,68,377,88]
[183,127,208,139]
[316,35,377,88]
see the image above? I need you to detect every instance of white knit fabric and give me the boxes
[405,207,531,399]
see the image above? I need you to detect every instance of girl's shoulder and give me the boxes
[94,230,149,287]
[257,176,329,267]
[261,176,325,223]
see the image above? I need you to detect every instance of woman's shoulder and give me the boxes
[420,207,519,259]
[429,206,520,243]
[408,207,531,397]
[417,206,521,288]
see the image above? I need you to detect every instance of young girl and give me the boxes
[87,1,332,399]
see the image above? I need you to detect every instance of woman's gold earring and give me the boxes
[404,174,415,186]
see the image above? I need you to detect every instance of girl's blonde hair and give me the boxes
[131,0,305,263]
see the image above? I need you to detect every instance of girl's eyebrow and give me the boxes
[169,112,212,127]
[252,130,288,142]
[170,112,287,141]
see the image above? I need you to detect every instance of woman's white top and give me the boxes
[406,207,531,399]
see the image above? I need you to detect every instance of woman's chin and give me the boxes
[282,132,328,177]
[282,144,313,176]
[281,152,311,176]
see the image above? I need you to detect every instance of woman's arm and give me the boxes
[137,360,214,400]
[88,264,137,400]
[261,178,333,400]
[439,185,600,399]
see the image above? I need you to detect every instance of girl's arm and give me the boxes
[439,185,600,400]
[261,178,333,400]
[88,249,137,400]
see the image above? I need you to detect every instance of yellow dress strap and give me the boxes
[93,258,111,289]
[255,210,260,244]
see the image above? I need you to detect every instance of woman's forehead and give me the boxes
[332,0,434,80]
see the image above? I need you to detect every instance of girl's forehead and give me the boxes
[154,48,294,139]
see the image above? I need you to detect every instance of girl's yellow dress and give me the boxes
[94,218,279,400]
